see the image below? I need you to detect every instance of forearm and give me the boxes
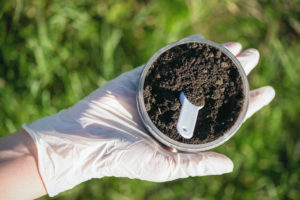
[0,129,47,200]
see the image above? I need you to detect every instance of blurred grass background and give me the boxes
[1,0,300,199]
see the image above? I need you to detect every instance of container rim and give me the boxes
[137,38,249,152]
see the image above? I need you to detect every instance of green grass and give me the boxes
[1,0,300,199]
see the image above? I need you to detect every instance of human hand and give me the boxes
[23,38,275,197]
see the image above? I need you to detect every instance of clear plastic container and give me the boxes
[137,37,249,152]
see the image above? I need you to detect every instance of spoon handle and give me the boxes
[176,92,204,139]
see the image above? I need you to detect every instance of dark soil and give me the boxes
[143,42,245,144]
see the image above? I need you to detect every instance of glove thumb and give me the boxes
[161,151,234,180]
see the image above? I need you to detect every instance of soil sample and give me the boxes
[143,42,245,144]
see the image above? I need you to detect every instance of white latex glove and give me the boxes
[23,38,275,197]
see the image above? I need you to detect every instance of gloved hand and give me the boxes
[23,37,275,197]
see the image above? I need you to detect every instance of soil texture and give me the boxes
[143,42,245,144]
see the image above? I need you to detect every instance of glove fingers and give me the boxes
[236,48,260,75]
[245,86,275,120]
[223,43,259,75]
[223,42,243,56]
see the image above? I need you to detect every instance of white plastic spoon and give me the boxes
[176,91,205,139]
